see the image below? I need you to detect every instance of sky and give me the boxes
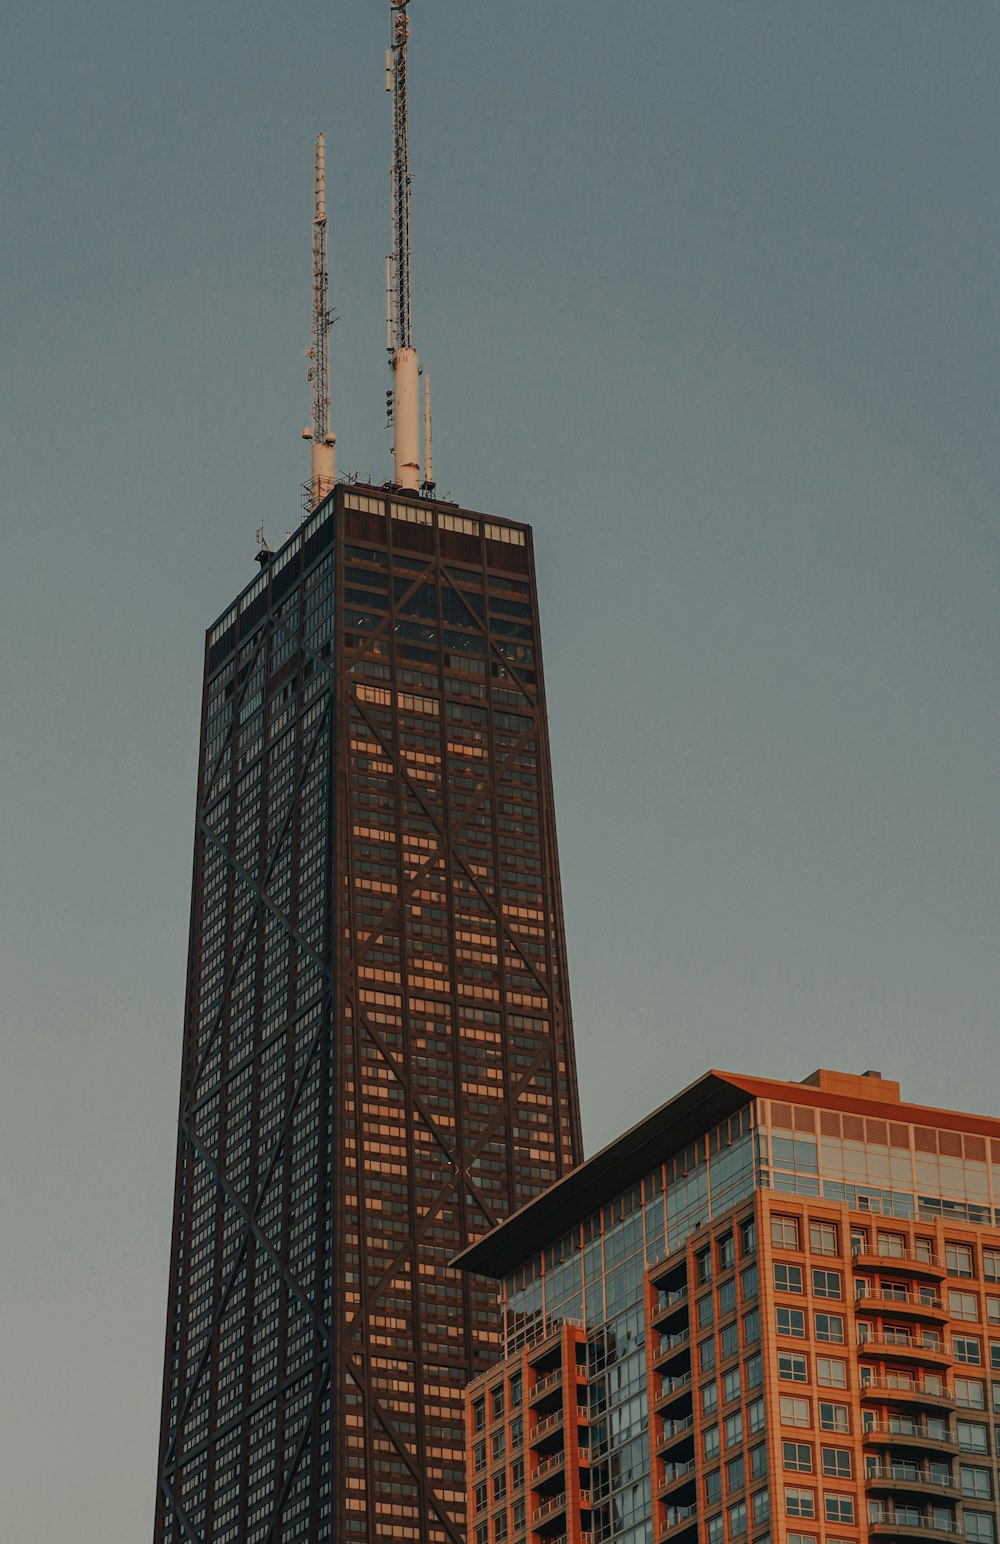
[1,0,999,1537]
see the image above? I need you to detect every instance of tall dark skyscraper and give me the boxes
[153,485,583,1543]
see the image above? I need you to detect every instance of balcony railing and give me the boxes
[531,1411,564,1441]
[532,1451,566,1483]
[659,1461,697,1494]
[863,1418,957,1447]
[657,1416,695,1448]
[853,1243,943,1272]
[868,1514,959,1535]
[861,1380,953,1405]
[858,1335,949,1361]
[656,1329,692,1358]
[856,1287,945,1314]
[660,1503,698,1537]
[530,1369,564,1400]
[866,1464,960,1494]
[656,1372,693,1404]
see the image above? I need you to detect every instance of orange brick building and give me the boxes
[455,1069,1000,1544]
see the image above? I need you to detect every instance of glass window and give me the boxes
[991,1344,1000,1371]
[703,1381,719,1416]
[753,1489,770,1525]
[956,1421,989,1454]
[983,1250,1000,1283]
[473,1441,486,1473]
[774,1264,804,1294]
[966,1514,996,1544]
[473,1397,486,1431]
[777,1307,806,1338]
[779,1353,808,1382]
[988,1299,1000,1326]
[509,1372,522,1409]
[821,1448,852,1479]
[824,1494,855,1524]
[723,1368,742,1405]
[772,1217,800,1250]
[493,1473,506,1502]
[956,1337,983,1365]
[816,1358,847,1388]
[719,1279,737,1317]
[746,1353,763,1389]
[809,1222,838,1256]
[742,1264,759,1301]
[819,1403,850,1434]
[961,1467,993,1500]
[750,1443,767,1480]
[948,1243,975,1278]
[699,1295,715,1329]
[747,1397,766,1435]
[783,1441,812,1472]
[743,1309,761,1346]
[706,1471,723,1506]
[474,1481,487,1514]
[815,1313,844,1344]
[707,1516,724,1544]
[491,1385,505,1421]
[952,1291,979,1321]
[725,1412,744,1449]
[741,1217,757,1257]
[492,1430,505,1462]
[728,1500,747,1539]
[698,1248,713,1284]
[719,1233,735,1271]
[705,1426,721,1461]
[721,1322,739,1361]
[700,1338,717,1373]
[956,1378,987,1411]
[812,1269,842,1299]
[784,1488,816,1519]
[780,1396,811,1429]
[727,1455,745,1493]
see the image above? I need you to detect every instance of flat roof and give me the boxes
[452,1067,1000,1281]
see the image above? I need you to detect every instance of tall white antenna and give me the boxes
[303,133,336,508]
[423,373,434,492]
[387,0,421,490]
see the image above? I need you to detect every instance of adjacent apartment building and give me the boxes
[456,1068,1000,1544]
[153,485,582,1543]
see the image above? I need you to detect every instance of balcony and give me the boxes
[865,1464,960,1499]
[658,1460,697,1496]
[658,1502,698,1541]
[861,1381,954,1411]
[531,1450,566,1486]
[856,1287,947,1322]
[651,1285,690,1329]
[867,1513,959,1541]
[529,1368,564,1405]
[654,1372,693,1412]
[530,1409,565,1450]
[853,1245,944,1278]
[656,1416,695,1454]
[653,1329,692,1369]
[858,1335,950,1367]
[862,1418,958,1455]
[531,1493,568,1528]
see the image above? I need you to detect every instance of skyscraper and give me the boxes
[153,484,583,1543]
[456,1067,1000,1544]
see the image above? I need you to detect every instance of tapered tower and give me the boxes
[152,13,583,1537]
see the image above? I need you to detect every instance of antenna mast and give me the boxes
[387,0,421,490]
[303,133,336,508]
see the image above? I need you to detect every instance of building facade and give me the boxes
[154,484,582,1543]
[457,1069,1000,1544]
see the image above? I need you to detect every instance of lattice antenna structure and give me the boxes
[386,0,422,490]
[302,133,336,508]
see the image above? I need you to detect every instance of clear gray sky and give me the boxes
[2,1,998,1537]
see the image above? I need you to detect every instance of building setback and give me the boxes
[153,484,582,1543]
[456,1068,1000,1544]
